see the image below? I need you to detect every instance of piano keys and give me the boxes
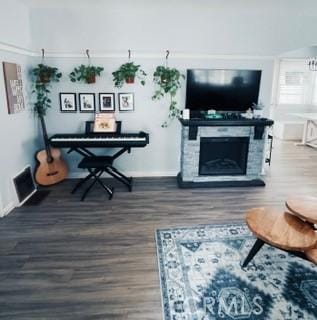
[49,131,149,148]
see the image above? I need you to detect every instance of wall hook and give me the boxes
[86,49,91,65]
[165,50,170,67]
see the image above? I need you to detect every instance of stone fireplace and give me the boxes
[178,118,273,188]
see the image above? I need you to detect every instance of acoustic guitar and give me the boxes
[35,115,68,186]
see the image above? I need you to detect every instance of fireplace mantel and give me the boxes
[178,118,274,188]
[179,118,274,140]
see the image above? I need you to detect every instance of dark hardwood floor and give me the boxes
[1,140,317,319]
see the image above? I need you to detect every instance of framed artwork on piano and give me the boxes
[79,93,96,113]
[59,93,77,113]
[118,93,134,112]
[99,93,115,112]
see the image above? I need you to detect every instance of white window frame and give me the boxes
[276,59,314,107]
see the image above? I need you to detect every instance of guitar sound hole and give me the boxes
[47,171,58,176]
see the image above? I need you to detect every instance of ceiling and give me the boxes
[15,0,317,14]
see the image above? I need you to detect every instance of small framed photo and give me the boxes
[94,113,116,133]
[79,93,96,113]
[118,93,134,112]
[59,93,77,113]
[99,93,115,112]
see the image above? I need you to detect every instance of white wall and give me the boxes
[0,0,31,49]
[281,46,317,59]
[0,0,37,216]
[42,56,274,176]
[23,0,286,177]
[28,0,317,56]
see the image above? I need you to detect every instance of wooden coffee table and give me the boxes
[242,207,317,268]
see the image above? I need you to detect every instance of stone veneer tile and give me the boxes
[180,126,267,182]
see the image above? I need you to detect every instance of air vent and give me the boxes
[13,166,36,205]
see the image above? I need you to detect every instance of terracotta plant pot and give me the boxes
[86,74,96,84]
[125,76,135,84]
[39,74,50,83]
[161,76,169,84]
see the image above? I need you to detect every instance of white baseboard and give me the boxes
[0,202,15,218]
[68,171,178,179]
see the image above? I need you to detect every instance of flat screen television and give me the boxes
[185,69,262,112]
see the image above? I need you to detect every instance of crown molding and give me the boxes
[0,42,276,60]
[0,41,37,56]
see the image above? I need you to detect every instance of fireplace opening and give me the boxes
[199,137,249,175]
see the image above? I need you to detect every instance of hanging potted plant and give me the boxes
[112,62,146,88]
[69,64,104,84]
[31,63,62,119]
[152,65,185,127]
[32,63,62,84]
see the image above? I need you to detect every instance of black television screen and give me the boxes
[185,69,262,112]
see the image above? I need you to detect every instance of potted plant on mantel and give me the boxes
[112,62,146,88]
[69,64,104,84]
[252,101,264,118]
[152,65,185,127]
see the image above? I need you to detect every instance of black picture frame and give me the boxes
[99,93,115,112]
[59,93,77,113]
[118,93,134,112]
[79,93,96,113]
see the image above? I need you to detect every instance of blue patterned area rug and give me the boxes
[156,223,317,320]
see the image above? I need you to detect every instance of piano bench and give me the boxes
[74,156,115,201]
[78,156,114,169]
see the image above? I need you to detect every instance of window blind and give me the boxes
[277,60,309,105]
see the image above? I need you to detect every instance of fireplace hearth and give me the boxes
[199,137,249,176]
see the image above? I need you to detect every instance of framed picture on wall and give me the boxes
[59,93,77,112]
[118,93,134,112]
[79,93,95,113]
[99,93,115,112]
[3,62,25,114]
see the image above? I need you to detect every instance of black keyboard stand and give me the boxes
[72,167,114,201]
[68,146,133,192]
[49,122,150,196]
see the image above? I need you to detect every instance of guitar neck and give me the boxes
[40,115,53,161]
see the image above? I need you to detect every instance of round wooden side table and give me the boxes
[242,207,317,267]
[286,196,317,225]
[286,196,317,264]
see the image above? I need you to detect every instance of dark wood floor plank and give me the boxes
[1,140,317,319]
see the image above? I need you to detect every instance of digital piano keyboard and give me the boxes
[49,131,149,148]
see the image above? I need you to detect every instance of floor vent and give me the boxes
[13,166,36,205]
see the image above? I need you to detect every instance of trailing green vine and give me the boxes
[31,64,62,117]
[152,65,184,127]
